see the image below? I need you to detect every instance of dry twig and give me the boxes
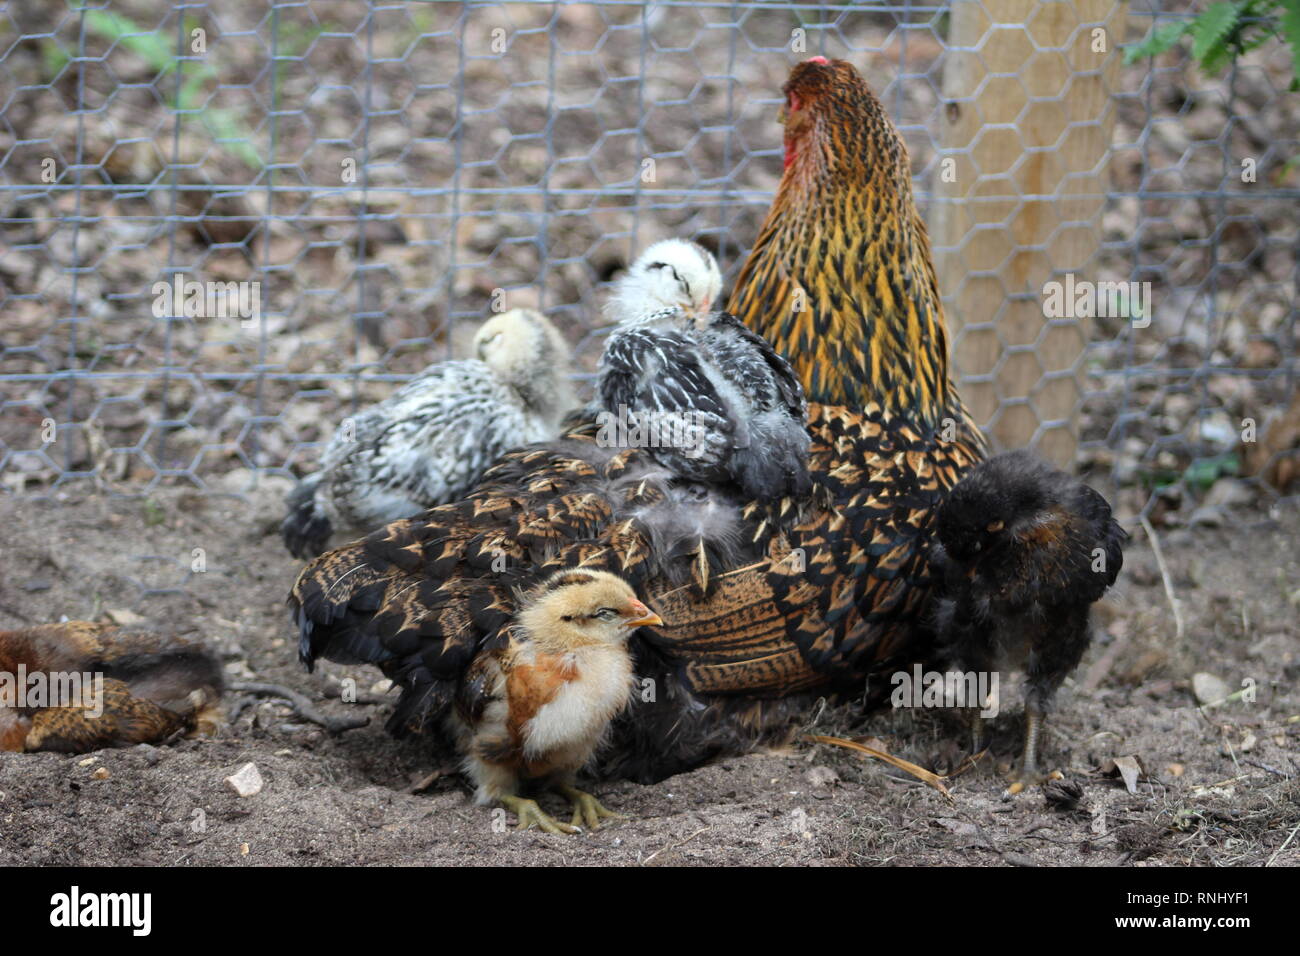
[229,681,369,734]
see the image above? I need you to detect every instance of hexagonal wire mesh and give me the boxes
[0,1,1296,589]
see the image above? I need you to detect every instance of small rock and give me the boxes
[1188,506,1225,528]
[91,767,110,780]
[106,608,146,626]
[135,743,162,766]
[805,766,839,788]
[224,762,264,798]
[21,577,53,592]
[1203,478,1253,510]
[1126,559,1159,587]
[1192,672,1231,706]
[369,679,394,696]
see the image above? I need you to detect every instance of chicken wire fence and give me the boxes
[0,0,1297,532]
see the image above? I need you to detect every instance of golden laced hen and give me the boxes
[290,57,986,783]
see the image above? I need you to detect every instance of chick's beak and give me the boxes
[623,600,663,629]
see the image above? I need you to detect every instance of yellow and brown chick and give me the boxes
[448,570,660,834]
[930,450,1127,793]
[0,622,223,753]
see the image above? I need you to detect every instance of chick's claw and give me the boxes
[1003,768,1065,798]
[500,795,580,835]
[558,784,627,831]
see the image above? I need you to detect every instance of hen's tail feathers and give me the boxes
[291,552,400,673]
[282,473,333,559]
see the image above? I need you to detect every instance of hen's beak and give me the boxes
[624,601,663,629]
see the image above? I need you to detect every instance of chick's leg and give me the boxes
[965,705,989,761]
[1004,703,1063,795]
[1006,614,1088,796]
[499,795,581,835]
[556,783,627,831]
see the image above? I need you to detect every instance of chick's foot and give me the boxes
[557,784,627,831]
[500,795,580,835]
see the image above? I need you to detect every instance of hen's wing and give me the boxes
[291,403,982,780]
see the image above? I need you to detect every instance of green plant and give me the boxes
[1125,0,1300,88]
[80,8,263,169]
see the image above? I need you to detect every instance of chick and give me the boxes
[596,239,810,502]
[0,622,223,753]
[930,449,1127,794]
[282,308,575,557]
[606,237,722,321]
[449,569,662,834]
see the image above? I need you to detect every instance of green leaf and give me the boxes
[84,10,177,75]
[40,39,71,80]
[200,108,263,169]
[1123,19,1192,64]
[1190,2,1240,63]
[1281,0,1300,86]
[1183,454,1240,491]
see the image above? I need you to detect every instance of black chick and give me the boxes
[930,449,1127,793]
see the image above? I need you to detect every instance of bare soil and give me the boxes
[1,485,1295,866]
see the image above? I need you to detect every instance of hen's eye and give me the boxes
[986,520,1005,533]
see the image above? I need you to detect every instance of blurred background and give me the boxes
[0,0,1296,528]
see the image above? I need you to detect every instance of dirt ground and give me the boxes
[0,482,1296,867]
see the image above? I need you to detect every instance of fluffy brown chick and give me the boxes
[931,450,1126,793]
[0,622,223,753]
[449,570,662,834]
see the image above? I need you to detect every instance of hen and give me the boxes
[597,239,811,501]
[282,308,574,557]
[451,569,659,834]
[0,622,223,753]
[930,450,1127,792]
[291,57,986,783]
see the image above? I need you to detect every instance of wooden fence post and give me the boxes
[933,0,1129,467]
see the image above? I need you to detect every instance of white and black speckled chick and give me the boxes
[282,308,575,558]
[595,238,811,502]
[930,449,1127,793]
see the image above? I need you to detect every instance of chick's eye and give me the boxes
[594,607,619,621]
